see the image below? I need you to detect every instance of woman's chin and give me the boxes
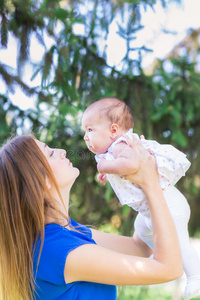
[73,167,80,179]
[75,168,80,177]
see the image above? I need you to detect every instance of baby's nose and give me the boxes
[84,133,88,141]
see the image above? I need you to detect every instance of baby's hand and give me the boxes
[97,173,107,185]
[97,158,107,174]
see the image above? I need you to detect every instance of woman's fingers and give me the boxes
[123,135,158,187]
[126,136,149,158]
[125,136,141,152]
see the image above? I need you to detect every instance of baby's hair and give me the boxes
[86,97,134,131]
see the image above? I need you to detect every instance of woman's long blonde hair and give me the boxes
[0,134,68,299]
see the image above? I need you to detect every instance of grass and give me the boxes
[117,285,200,300]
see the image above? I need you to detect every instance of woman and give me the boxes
[0,134,183,300]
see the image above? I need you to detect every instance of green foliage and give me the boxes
[151,55,200,234]
[0,0,200,236]
[152,56,200,147]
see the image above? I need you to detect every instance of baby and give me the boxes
[81,97,200,300]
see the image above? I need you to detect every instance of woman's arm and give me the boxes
[64,139,183,285]
[91,229,152,257]
[64,181,182,285]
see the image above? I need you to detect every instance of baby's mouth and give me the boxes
[88,145,96,153]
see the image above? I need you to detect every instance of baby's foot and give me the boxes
[184,279,200,300]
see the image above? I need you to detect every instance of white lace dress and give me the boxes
[95,129,191,217]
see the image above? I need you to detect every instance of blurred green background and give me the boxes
[0,0,200,298]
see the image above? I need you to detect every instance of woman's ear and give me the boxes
[110,124,119,139]
[45,177,52,190]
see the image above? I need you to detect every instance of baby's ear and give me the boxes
[110,123,119,139]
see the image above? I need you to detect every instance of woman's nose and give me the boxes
[60,149,66,159]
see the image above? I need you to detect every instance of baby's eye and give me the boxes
[88,128,92,132]
[50,150,54,157]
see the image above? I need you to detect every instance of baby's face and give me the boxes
[81,110,113,155]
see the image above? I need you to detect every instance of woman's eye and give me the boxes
[50,150,54,157]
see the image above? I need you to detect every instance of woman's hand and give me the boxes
[125,136,158,191]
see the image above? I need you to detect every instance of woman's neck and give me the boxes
[45,188,70,226]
